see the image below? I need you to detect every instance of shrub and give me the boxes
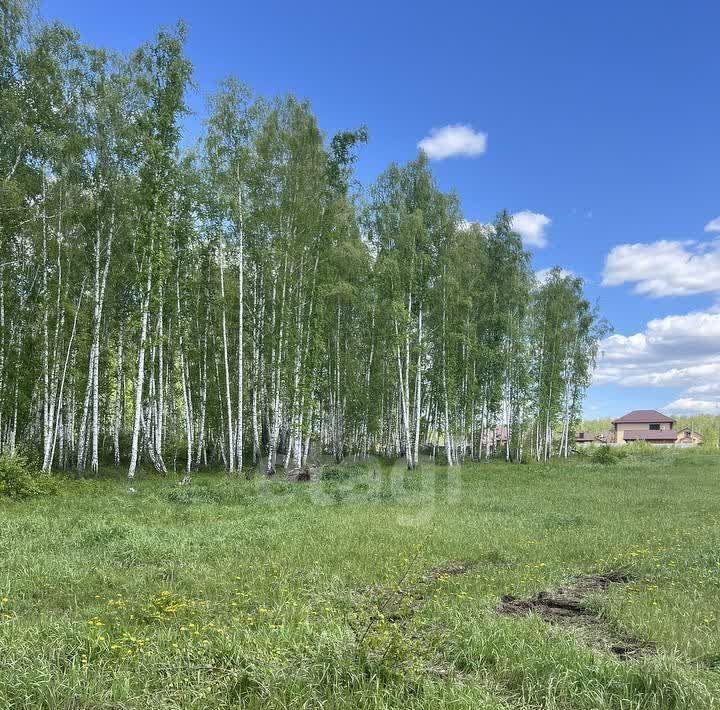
[0,454,59,499]
[590,445,626,465]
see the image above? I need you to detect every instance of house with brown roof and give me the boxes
[610,410,702,446]
[612,410,675,443]
[479,426,509,453]
[574,431,604,446]
[675,427,703,446]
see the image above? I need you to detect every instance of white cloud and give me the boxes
[602,239,720,297]
[418,124,487,160]
[511,211,551,248]
[594,307,720,414]
[662,398,720,414]
[536,267,575,284]
[687,382,720,395]
[704,216,720,233]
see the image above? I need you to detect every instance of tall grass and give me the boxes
[1,452,719,708]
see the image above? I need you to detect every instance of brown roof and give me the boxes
[612,409,675,424]
[678,428,703,439]
[575,432,599,442]
[621,430,677,441]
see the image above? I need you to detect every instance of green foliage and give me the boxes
[590,445,627,465]
[163,481,259,506]
[0,454,58,499]
[1,454,720,708]
[623,441,662,458]
[0,0,603,479]
[320,463,365,481]
[165,485,224,505]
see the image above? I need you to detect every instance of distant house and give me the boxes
[612,410,675,443]
[494,426,509,449]
[676,427,703,446]
[610,410,702,446]
[574,431,603,446]
[480,426,509,453]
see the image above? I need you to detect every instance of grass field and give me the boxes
[1,450,720,709]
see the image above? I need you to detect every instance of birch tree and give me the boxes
[0,2,604,473]
[127,25,191,480]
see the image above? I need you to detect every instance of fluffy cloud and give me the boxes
[663,397,720,414]
[417,124,487,160]
[511,211,551,248]
[602,239,720,296]
[687,382,720,395]
[705,216,720,233]
[594,308,720,413]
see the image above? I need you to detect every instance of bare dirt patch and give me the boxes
[497,571,655,659]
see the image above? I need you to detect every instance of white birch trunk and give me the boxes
[113,327,124,465]
[219,244,235,472]
[128,267,152,481]
[413,305,423,467]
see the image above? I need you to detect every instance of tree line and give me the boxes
[0,4,606,477]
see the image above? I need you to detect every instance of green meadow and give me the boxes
[1,450,720,709]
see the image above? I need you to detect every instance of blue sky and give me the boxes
[44,0,720,419]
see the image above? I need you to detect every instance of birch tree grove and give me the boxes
[0,3,605,475]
